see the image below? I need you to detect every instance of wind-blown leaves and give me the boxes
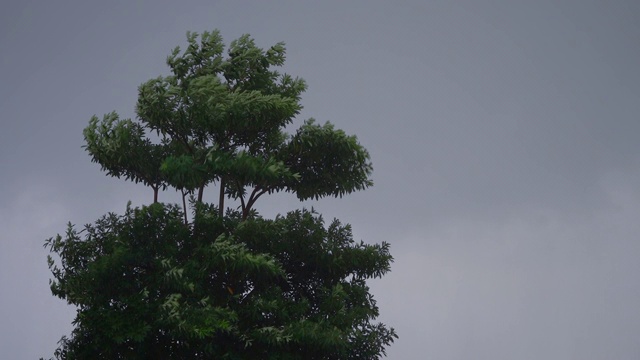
[278,119,374,201]
[48,30,395,359]
[46,204,396,359]
[83,113,168,193]
[84,31,367,214]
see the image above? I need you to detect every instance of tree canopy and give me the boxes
[45,30,396,359]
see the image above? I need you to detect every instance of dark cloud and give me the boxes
[2,1,639,358]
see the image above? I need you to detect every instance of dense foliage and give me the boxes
[45,30,396,359]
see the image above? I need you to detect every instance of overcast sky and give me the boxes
[2,0,640,359]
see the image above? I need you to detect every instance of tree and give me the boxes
[45,30,396,359]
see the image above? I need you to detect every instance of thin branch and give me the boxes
[243,186,269,219]
[163,122,194,155]
[242,186,260,219]
[218,176,225,217]
[181,189,188,225]
[247,186,260,204]
[236,180,246,214]
[197,183,205,203]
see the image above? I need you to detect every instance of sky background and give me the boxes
[1,0,640,358]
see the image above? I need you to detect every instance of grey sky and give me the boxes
[2,0,639,358]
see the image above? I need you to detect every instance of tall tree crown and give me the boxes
[83,30,373,216]
[46,30,395,359]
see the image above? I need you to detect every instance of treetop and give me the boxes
[83,30,373,219]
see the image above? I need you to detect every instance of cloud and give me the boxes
[0,182,75,359]
[371,169,640,359]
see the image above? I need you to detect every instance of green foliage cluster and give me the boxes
[46,204,394,359]
[45,30,396,359]
[82,30,371,213]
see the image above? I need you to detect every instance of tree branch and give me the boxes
[243,186,269,219]
[181,189,188,224]
[218,176,225,217]
[236,180,246,215]
[197,183,204,203]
